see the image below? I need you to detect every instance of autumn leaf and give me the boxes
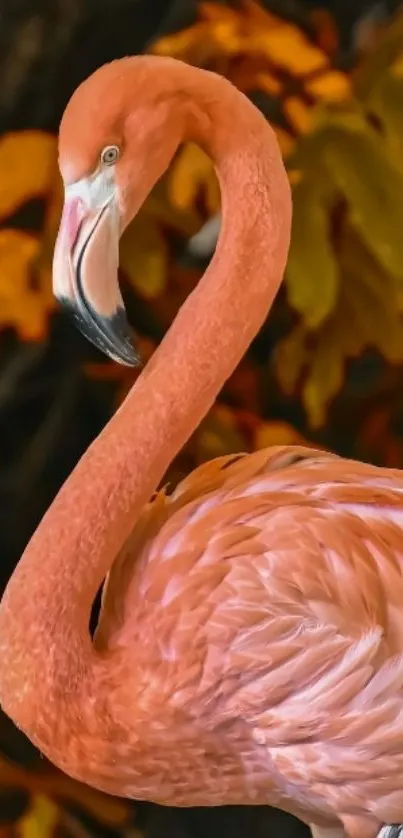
[253,20,328,77]
[304,70,351,101]
[17,794,59,838]
[273,325,311,396]
[150,0,352,275]
[285,175,339,329]
[283,97,312,134]
[318,113,403,281]
[0,229,55,340]
[338,225,403,363]
[276,294,362,430]
[276,222,403,428]
[150,1,349,148]
[301,309,348,429]
[120,214,168,299]
[0,131,57,221]
[362,69,403,169]
[168,143,220,215]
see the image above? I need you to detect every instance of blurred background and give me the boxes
[1,0,403,836]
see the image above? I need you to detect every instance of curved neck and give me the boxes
[0,71,291,744]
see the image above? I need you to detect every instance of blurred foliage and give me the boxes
[153,1,403,427]
[0,1,400,444]
[0,737,135,838]
[0,2,403,838]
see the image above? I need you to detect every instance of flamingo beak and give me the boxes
[53,173,140,366]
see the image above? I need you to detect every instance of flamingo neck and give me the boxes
[0,73,292,751]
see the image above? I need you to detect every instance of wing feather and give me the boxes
[95,446,403,824]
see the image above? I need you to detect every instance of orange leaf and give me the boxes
[17,794,59,838]
[0,229,54,340]
[254,71,282,96]
[168,143,220,214]
[304,70,351,101]
[120,215,168,299]
[0,131,57,220]
[255,23,329,76]
[284,97,312,134]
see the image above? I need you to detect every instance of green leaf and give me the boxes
[365,72,403,173]
[18,794,59,838]
[302,332,344,430]
[321,116,403,282]
[339,226,403,362]
[353,12,403,101]
[120,215,168,299]
[274,324,310,394]
[286,176,339,328]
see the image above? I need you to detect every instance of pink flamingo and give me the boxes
[0,56,403,838]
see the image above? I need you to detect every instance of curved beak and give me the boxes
[53,174,140,366]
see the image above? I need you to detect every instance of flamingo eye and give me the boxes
[100,145,120,166]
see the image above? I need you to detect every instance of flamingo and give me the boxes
[1,55,403,838]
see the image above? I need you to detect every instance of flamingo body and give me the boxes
[0,56,402,838]
[63,446,403,837]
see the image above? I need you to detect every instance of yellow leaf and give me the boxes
[18,794,59,838]
[339,226,403,362]
[120,215,168,299]
[251,71,282,96]
[365,72,403,169]
[321,116,403,281]
[274,325,310,394]
[210,22,244,55]
[255,23,328,76]
[391,52,403,77]
[287,224,403,428]
[284,97,312,134]
[302,314,345,429]
[0,131,57,220]
[286,178,339,328]
[168,143,220,214]
[0,229,55,340]
[150,0,331,87]
[300,285,361,429]
[305,70,351,101]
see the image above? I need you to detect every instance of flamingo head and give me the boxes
[53,57,188,365]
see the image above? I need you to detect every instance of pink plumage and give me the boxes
[0,56,401,838]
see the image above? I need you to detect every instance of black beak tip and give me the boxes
[105,309,142,367]
[59,297,142,367]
